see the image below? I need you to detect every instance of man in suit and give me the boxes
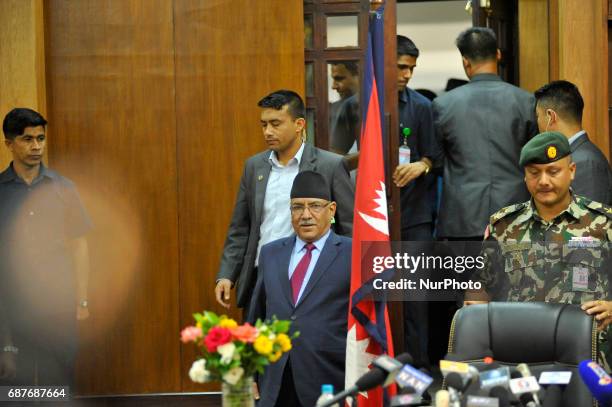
[215,90,354,313]
[248,170,351,407]
[433,27,538,240]
[534,80,611,204]
[329,61,359,156]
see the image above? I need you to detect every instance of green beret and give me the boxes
[519,131,571,167]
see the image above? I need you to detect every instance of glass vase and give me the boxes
[222,376,254,407]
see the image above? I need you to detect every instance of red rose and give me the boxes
[204,327,232,353]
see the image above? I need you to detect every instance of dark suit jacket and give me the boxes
[217,143,354,307]
[432,74,538,238]
[570,132,612,205]
[248,232,351,407]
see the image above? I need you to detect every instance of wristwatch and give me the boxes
[79,300,89,308]
[2,345,18,354]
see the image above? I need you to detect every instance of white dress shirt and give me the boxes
[256,143,305,266]
[568,130,586,146]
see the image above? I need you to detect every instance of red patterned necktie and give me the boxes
[290,243,316,304]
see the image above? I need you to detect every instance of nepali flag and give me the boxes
[345,6,395,407]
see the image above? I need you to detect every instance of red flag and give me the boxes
[345,7,394,406]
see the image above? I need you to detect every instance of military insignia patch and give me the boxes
[547,145,557,159]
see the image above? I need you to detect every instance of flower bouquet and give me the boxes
[181,311,298,407]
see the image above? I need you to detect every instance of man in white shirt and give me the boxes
[214,90,354,312]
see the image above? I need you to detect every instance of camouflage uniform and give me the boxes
[473,193,611,365]
[475,193,610,302]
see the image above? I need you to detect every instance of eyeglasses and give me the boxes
[289,201,331,215]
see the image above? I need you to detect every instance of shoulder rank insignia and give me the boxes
[584,199,612,219]
[490,201,528,225]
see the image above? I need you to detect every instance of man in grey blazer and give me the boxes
[432,27,538,240]
[214,90,354,312]
[534,80,611,205]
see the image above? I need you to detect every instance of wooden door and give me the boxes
[44,0,304,395]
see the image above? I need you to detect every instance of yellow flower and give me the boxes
[275,333,292,352]
[253,335,273,355]
[268,350,282,362]
[218,318,238,329]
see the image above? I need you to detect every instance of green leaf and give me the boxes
[203,311,220,326]
[275,320,290,334]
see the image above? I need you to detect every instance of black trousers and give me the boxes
[401,223,433,369]
[274,359,302,407]
[0,314,77,388]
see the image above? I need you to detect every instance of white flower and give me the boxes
[189,359,210,383]
[223,366,244,385]
[217,342,236,365]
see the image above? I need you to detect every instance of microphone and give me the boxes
[435,390,450,407]
[578,360,612,406]
[445,372,465,407]
[446,372,466,392]
[390,393,423,406]
[479,366,511,390]
[395,364,433,395]
[516,363,541,406]
[538,370,571,407]
[541,384,562,407]
[489,386,511,407]
[519,392,539,407]
[480,352,502,372]
[319,353,413,407]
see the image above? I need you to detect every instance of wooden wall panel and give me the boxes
[556,0,609,160]
[518,0,549,92]
[0,0,47,167]
[44,0,180,394]
[173,0,305,391]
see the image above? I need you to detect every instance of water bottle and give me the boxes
[316,384,338,406]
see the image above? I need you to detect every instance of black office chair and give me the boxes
[447,302,598,407]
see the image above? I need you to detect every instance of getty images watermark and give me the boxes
[361,240,609,302]
[359,241,486,301]
[371,251,485,291]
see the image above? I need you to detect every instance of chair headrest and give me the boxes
[450,302,595,365]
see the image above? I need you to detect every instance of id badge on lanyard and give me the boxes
[399,125,411,165]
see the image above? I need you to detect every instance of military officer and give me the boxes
[464,131,611,366]
[465,132,611,320]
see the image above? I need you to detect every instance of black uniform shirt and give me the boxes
[398,87,438,229]
[0,163,92,325]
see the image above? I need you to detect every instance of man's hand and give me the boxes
[215,279,233,309]
[393,162,428,188]
[464,289,490,305]
[0,352,16,380]
[77,306,90,321]
[582,300,612,331]
[252,381,260,400]
[463,301,489,307]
